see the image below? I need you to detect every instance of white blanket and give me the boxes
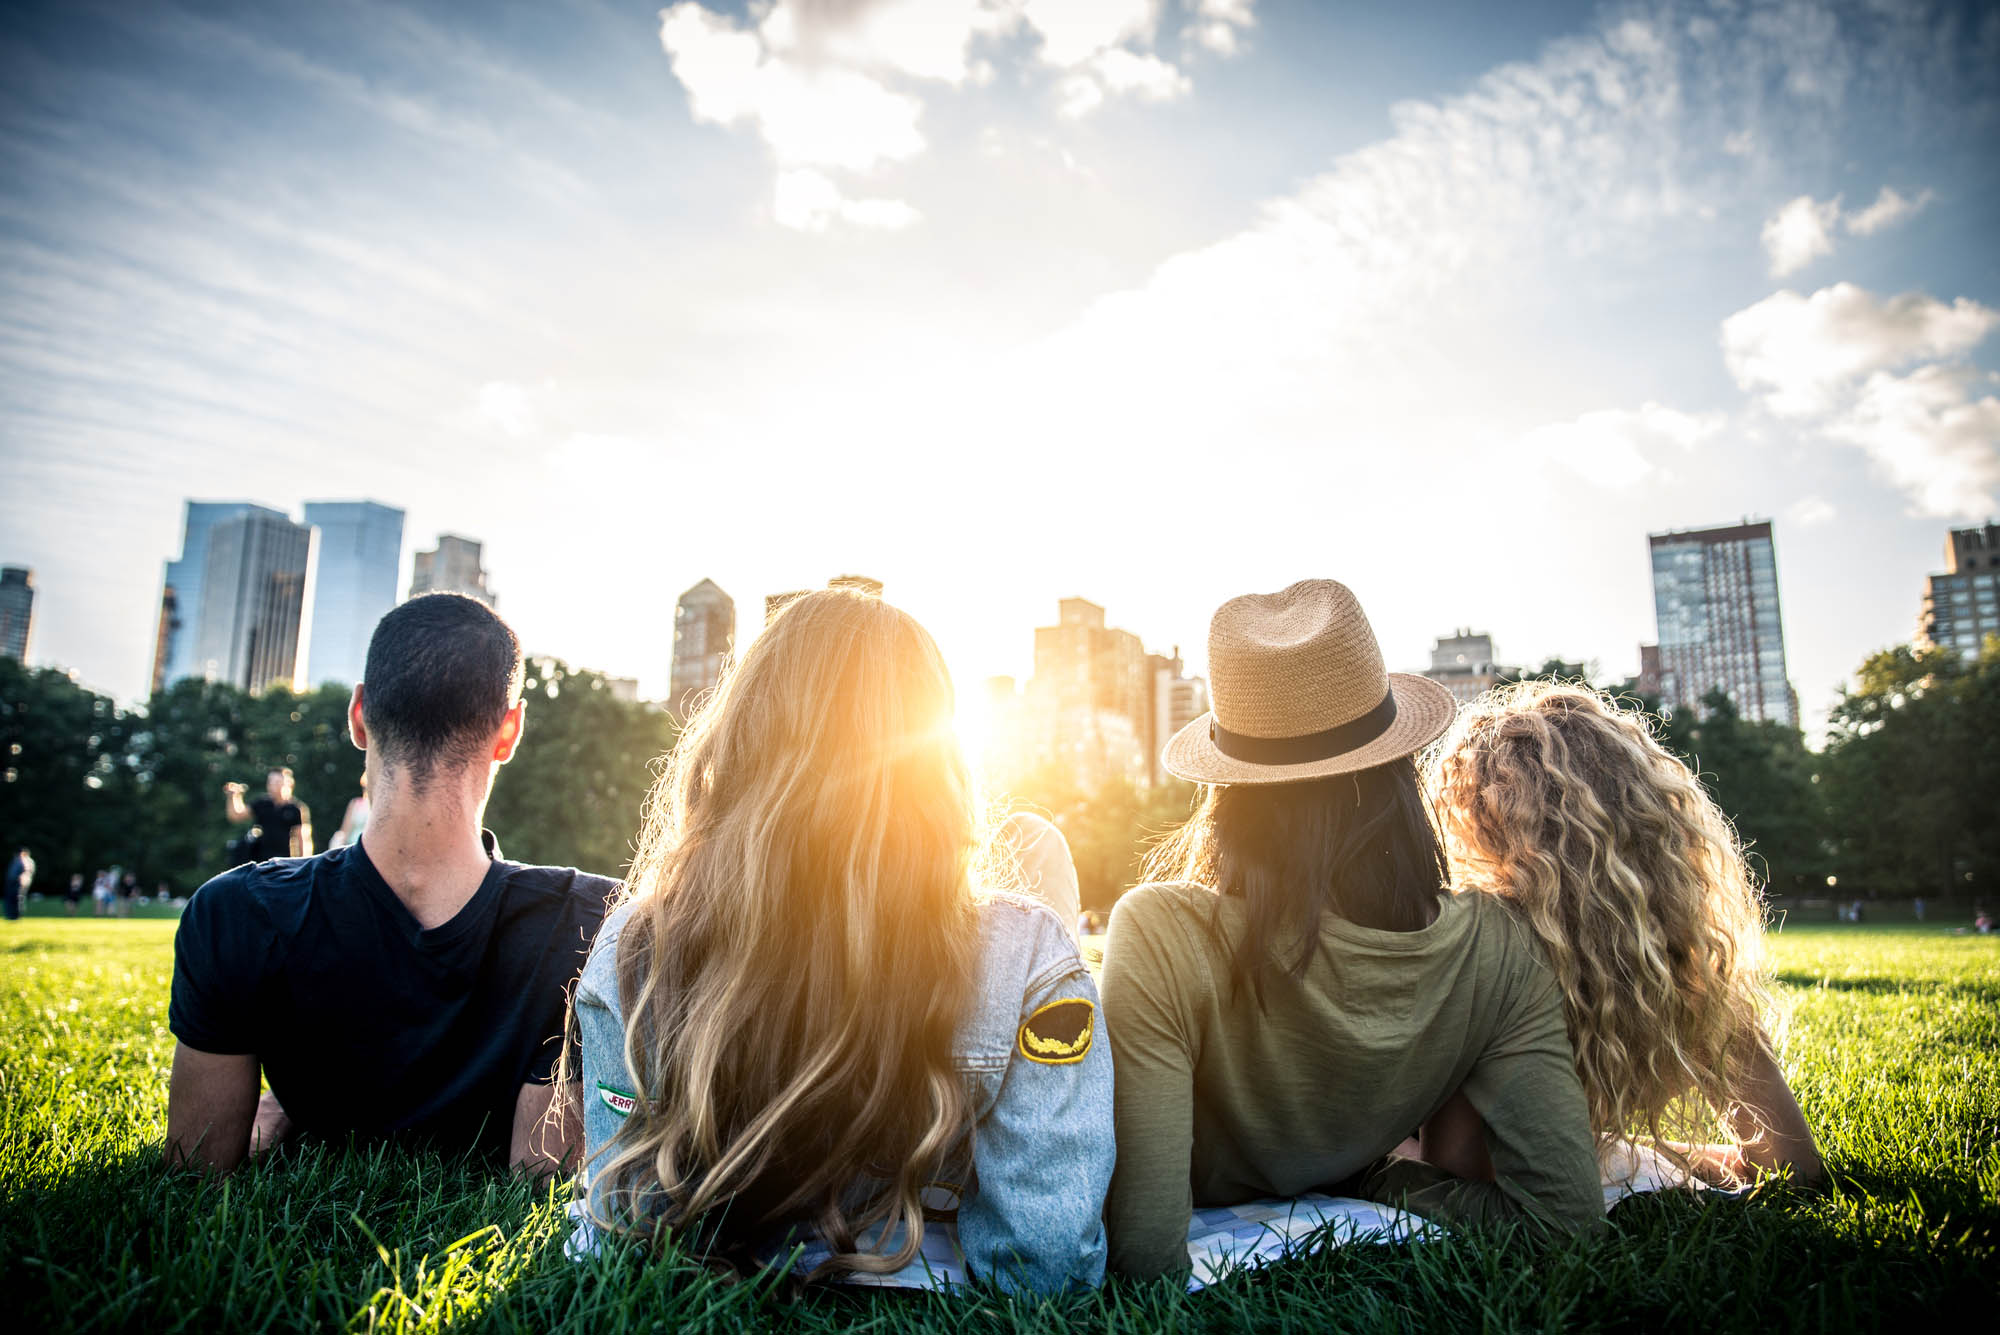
[564,1143,1698,1292]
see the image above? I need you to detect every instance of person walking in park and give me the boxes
[224,768,312,861]
[64,871,84,916]
[166,593,616,1176]
[1099,580,1603,1281]
[2,847,30,920]
[329,774,370,849]
[1421,682,1823,1189]
[573,589,1114,1292]
[91,869,113,917]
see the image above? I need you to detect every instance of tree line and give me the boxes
[2,638,1993,906]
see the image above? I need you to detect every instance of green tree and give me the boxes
[485,658,680,879]
[1821,641,1998,899]
[0,660,138,892]
[1671,689,1827,895]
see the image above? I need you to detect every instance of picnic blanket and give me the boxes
[564,1142,1699,1291]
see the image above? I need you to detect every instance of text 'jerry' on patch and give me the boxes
[1017,997,1095,1065]
[599,1083,636,1117]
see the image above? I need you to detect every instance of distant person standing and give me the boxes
[92,870,114,917]
[329,775,370,849]
[3,848,30,920]
[1913,897,1926,923]
[115,870,136,919]
[64,872,84,917]
[224,769,313,861]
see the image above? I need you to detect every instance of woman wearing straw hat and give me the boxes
[1099,580,1604,1280]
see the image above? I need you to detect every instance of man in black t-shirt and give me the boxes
[166,594,617,1176]
[223,769,312,861]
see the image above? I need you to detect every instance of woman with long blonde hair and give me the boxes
[570,589,1113,1291]
[1421,681,1821,1188]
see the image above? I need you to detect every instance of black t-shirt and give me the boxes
[169,835,617,1157]
[249,796,307,860]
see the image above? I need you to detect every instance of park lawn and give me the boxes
[1,921,1994,1333]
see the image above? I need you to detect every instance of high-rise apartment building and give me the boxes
[670,578,735,718]
[1915,521,2000,657]
[409,535,494,605]
[0,567,34,662]
[194,511,316,694]
[302,501,404,686]
[1026,598,1153,787]
[154,501,289,690]
[1648,520,1796,726]
[1148,647,1208,786]
[1422,630,1507,705]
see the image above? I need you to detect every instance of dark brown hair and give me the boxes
[1145,757,1449,1005]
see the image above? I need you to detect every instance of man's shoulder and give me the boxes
[183,851,327,944]
[494,859,621,917]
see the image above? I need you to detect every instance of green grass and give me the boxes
[3,921,1995,1333]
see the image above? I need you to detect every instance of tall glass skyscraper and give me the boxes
[1648,520,1797,727]
[303,501,405,687]
[194,510,316,694]
[154,501,289,691]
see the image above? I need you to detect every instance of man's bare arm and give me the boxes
[223,784,253,824]
[291,819,313,858]
[510,1080,583,1180]
[165,1043,261,1173]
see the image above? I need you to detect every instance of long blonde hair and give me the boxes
[1424,681,1772,1151]
[590,589,981,1276]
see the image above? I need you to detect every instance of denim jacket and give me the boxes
[574,891,1114,1293]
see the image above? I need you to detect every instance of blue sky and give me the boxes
[2,0,1996,734]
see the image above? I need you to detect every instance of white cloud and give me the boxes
[1785,495,1838,528]
[1519,403,1724,489]
[1846,185,1933,236]
[1824,365,2000,518]
[1189,0,1256,56]
[758,0,997,86]
[476,380,537,437]
[1018,0,1160,68]
[1759,185,1935,275]
[660,4,925,171]
[1723,284,2000,517]
[773,168,922,231]
[1721,283,1998,417]
[1761,194,1841,277]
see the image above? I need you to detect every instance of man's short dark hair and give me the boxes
[362,594,523,782]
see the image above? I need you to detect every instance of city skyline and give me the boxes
[3,1,1996,731]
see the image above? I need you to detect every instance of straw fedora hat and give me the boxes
[1163,579,1456,785]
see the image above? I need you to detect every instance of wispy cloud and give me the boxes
[1761,185,1936,275]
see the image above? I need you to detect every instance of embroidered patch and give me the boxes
[1017,997,1095,1065]
[598,1083,636,1117]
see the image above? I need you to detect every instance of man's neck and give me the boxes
[357,769,493,931]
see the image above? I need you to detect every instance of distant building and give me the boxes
[0,566,33,662]
[1636,643,1674,702]
[1025,598,1153,787]
[154,501,289,690]
[409,535,494,605]
[302,501,404,687]
[1147,647,1208,785]
[764,590,812,625]
[194,510,316,694]
[670,578,735,717]
[603,676,641,704]
[828,574,884,597]
[1915,521,2000,657]
[1648,520,1796,726]
[1422,629,1506,706]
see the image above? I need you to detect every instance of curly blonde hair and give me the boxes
[1425,680,1774,1152]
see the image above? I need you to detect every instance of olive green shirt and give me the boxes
[1100,881,1603,1279]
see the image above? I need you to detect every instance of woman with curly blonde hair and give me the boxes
[1420,680,1820,1189]
[569,589,1113,1291]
